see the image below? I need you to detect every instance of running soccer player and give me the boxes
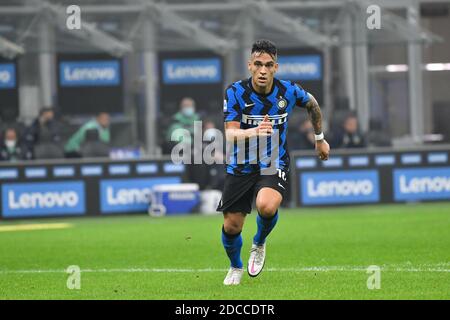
[217,39,330,285]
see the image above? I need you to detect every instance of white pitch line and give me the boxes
[0,265,449,274]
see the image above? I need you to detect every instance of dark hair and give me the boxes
[251,39,277,59]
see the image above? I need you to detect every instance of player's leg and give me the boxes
[222,212,246,269]
[217,173,256,285]
[248,171,286,277]
[222,212,246,285]
[254,187,282,245]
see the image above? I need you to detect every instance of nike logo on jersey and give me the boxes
[244,103,255,108]
[278,183,285,190]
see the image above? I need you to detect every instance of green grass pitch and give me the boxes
[0,203,449,300]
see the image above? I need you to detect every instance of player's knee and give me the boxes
[256,201,278,218]
[223,219,243,235]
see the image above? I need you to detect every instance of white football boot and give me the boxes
[223,267,244,285]
[247,243,266,277]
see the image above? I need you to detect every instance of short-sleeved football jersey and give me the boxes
[223,77,310,175]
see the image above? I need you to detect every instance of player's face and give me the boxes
[248,52,278,88]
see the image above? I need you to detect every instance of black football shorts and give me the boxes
[216,169,288,214]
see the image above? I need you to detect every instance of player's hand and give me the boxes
[316,139,330,161]
[256,114,273,136]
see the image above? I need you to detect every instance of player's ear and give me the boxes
[247,60,252,71]
[274,62,279,73]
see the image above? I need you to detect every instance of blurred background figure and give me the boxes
[331,113,367,149]
[24,107,63,159]
[64,112,111,158]
[288,118,316,151]
[202,119,225,190]
[163,97,201,154]
[0,107,26,144]
[367,119,392,148]
[181,118,225,191]
[0,127,31,162]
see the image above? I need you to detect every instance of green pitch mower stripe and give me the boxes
[0,223,72,232]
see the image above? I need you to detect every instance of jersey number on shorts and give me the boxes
[277,169,287,182]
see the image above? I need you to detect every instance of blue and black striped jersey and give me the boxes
[223,77,310,176]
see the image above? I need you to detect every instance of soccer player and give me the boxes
[217,39,330,285]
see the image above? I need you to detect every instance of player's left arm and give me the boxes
[304,93,330,161]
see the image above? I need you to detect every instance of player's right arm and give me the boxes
[225,117,273,141]
[223,86,272,141]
